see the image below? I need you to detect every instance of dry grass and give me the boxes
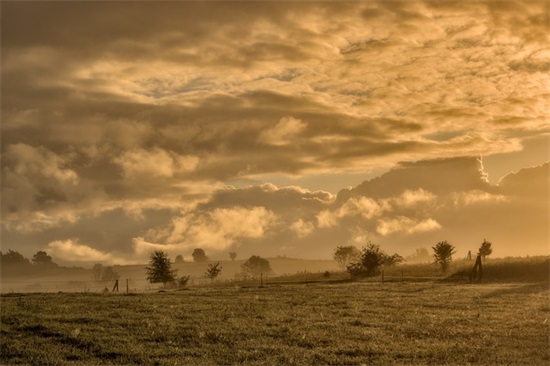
[1,281,549,365]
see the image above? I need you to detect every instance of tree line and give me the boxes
[334,239,493,278]
[145,251,273,286]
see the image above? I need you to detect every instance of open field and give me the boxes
[1,281,549,365]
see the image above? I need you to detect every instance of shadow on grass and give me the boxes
[480,282,550,299]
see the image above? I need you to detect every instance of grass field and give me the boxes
[1,281,549,365]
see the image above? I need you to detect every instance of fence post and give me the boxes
[126,279,129,294]
[112,279,119,292]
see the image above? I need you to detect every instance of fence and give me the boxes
[0,269,448,294]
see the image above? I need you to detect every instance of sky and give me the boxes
[1,1,549,266]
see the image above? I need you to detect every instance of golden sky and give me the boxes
[1,1,549,265]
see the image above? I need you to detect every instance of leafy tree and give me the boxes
[32,251,57,267]
[229,251,237,261]
[241,255,272,277]
[205,262,222,281]
[175,254,185,263]
[383,253,404,267]
[1,250,31,266]
[479,239,493,259]
[346,242,386,278]
[192,248,208,262]
[146,251,178,285]
[333,245,361,270]
[432,241,456,273]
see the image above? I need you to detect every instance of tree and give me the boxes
[346,242,386,278]
[192,248,208,262]
[405,248,431,263]
[479,239,493,259]
[241,255,272,277]
[383,253,404,267]
[333,245,361,270]
[102,266,120,281]
[32,251,57,267]
[175,255,185,263]
[229,251,237,261]
[205,262,222,281]
[146,251,178,285]
[1,250,31,266]
[92,264,104,281]
[432,241,456,273]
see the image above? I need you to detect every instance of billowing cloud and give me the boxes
[1,2,548,263]
[46,239,121,265]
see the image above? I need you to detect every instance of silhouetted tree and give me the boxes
[1,250,31,266]
[192,248,208,262]
[479,239,493,259]
[333,245,361,270]
[175,254,185,263]
[229,251,237,261]
[146,251,178,285]
[205,262,222,281]
[432,241,456,273]
[241,255,272,277]
[32,251,57,267]
[346,242,386,278]
[383,253,404,267]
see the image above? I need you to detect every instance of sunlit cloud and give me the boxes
[1,1,548,261]
[46,239,124,265]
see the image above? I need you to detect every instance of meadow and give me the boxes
[1,280,549,365]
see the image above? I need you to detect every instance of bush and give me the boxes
[347,242,385,278]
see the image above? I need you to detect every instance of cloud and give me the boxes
[144,206,275,253]
[336,157,492,203]
[1,2,548,261]
[46,239,121,265]
[113,148,199,180]
[259,116,307,146]
[376,217,441,236]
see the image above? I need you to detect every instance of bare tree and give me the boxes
[205,262,222,281]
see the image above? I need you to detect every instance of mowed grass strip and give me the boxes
[1,282,549,365]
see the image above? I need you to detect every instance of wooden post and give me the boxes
[470,254,483,283]
[126,279,129,294]
[112,279,119,292]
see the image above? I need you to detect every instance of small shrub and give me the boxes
[178,275,191,287]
